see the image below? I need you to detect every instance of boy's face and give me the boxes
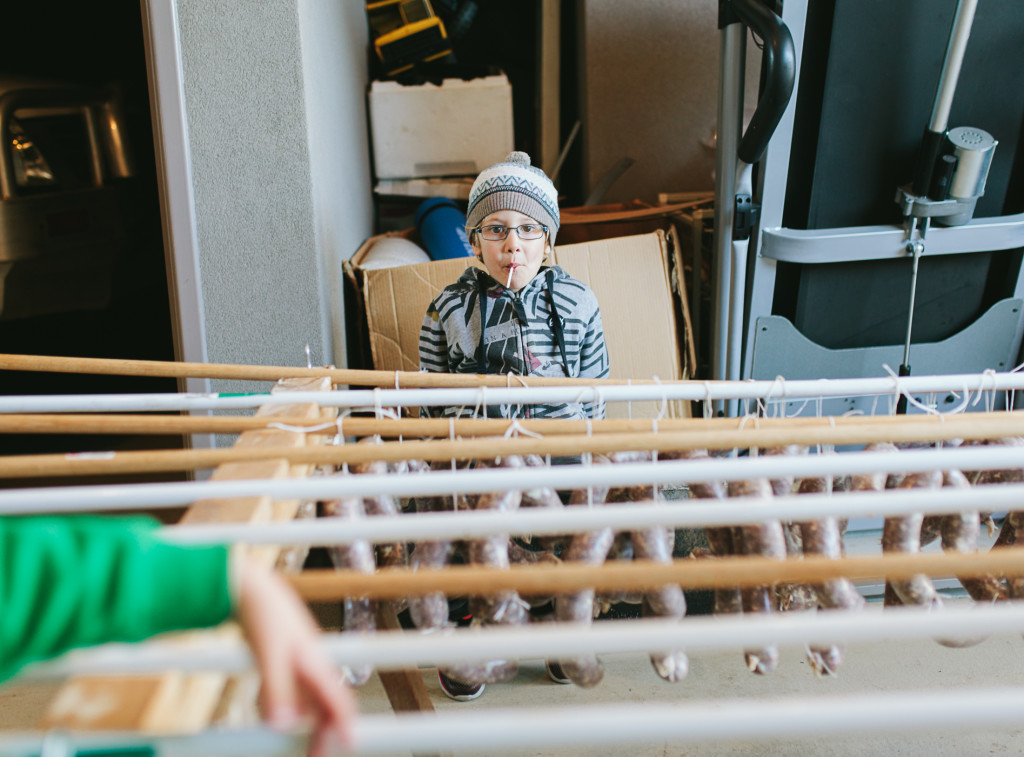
[472,210,550,292]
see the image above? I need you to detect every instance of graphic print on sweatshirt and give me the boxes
[480,294,523,375]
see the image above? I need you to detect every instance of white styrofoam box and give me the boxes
[368,74,514,180]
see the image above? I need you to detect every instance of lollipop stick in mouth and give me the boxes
[506,252,519,288]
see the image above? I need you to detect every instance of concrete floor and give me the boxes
[4,599,1024,755]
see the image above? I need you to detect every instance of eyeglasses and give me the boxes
[475,224,547,241]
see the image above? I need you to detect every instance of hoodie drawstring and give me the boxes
[476,269,568,376]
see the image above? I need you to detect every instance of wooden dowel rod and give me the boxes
[3,409,1022,437]
[4,414,1024,478]
[0,413,327,435]
[288,550,1024,601]
[0,353,653,388]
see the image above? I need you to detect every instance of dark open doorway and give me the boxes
[0,1,180,466]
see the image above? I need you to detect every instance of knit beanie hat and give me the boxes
[465,151,560,246]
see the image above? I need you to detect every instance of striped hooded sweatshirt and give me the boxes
[419,264,610,419]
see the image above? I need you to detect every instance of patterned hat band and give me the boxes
[465,188,558,247]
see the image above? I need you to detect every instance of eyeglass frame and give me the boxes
[472,223,549,242]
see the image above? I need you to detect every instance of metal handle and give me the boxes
[728,0,796,165]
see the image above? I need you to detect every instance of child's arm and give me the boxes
[578,308,611,418]
[420,300,466,418]
[0,516,355,754]
[0,515,232,682]
[418,302,451,375]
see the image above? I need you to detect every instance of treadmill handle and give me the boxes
[728,0,796,166]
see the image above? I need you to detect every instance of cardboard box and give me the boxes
[368,74,514,180]
[557,198,711,244]
[344,230,693,419]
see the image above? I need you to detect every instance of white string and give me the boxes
[651,375,668,422]
[825,415,837,455]
[882,363,942,416]
[735,413,752,458]
[764,375,787,419]
[786,396,812,419]
[267,419,338,434]
[880,364,903,415]
[449,417,458,512]
[394,373,404,443]
[594,386,607,420]
[372,387,384,420]
[1008,359,1024,411]
[970,369,998,413]
[506,372,527,418]
[814,395,824,455]
[740,391,751,420]
[943,384,970,415]
[703,382,713,420]
[503,419,544,440]
[626,378,633,420]
[584,421,594,506]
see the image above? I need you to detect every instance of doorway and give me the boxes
[0,1,180,464]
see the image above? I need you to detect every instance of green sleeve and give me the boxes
[0,515,232,682]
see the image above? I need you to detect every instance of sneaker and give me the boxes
[545,660,571,684]
[438,669,485,701]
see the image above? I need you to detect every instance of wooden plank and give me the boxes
[374,603,447,757]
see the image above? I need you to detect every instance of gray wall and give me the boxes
[297,0,374,368]
[175,0,371,386]
[580,0,761,203]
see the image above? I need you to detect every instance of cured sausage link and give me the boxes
[661,450,741,616]
[448,457,528,686]
[794,471,862,676]
[632,522,688,682]
[941,469,1006,602]
[729,475,786,675]
[353,437,409,568]
[623,450,687,682]
[554,463,613,689]
[407,494,454,632]
[1005,512,1024,601]
[883,470,943,608]
[323,495,376,686]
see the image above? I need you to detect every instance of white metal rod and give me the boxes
[352,690,1024,754]
[929,0,978,132]
[18,602,1024,682]
[4,686,1024,757]
[160,482,1024,548]
[2,444,1023,514]
[0,369,1020,413]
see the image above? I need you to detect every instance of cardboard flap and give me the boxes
[365,258,481,374]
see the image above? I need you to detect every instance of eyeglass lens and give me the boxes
[479,225,546,241]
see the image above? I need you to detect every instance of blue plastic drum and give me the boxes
[415,197,474,260]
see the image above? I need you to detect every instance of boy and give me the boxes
[417,152,610,700]
[419,151,610,420]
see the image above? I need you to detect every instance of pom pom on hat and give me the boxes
[465,151,560,246]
